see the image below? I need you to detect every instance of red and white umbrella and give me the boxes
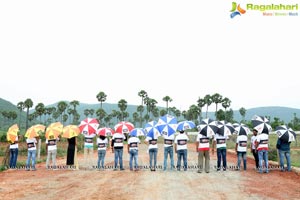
[79,118,99,135]
[97,127,115,136]
[114,121,134,134]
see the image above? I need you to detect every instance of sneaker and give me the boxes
[113,168,118,171]
[120,168,125,171]
[32,168,37,171]
[26,168,30,171]
[197,170,202,173]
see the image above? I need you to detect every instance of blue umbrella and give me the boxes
[177,120,195,131]
[155,114,178,136]
[129,128,146,137]
[144,121,161,139]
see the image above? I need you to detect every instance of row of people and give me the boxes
[8,129,292,172]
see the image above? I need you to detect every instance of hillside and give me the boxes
[1,98,300,128]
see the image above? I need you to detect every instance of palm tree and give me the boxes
[57,101,68,123]
[96,91,107,109]
[70,100,80,124]
[197,97,205,122]
[211,93,223,117]
[17,101,25,128]
[239,107,247,123]
[118,99,128,121]
[221,97,231,121]
[162,96,172,114]
[24,98,33,130]
[96,108,107,125]
[35,103,45,123]
[203,94,212,118]
[138,90,148,127]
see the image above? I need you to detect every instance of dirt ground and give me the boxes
[1,143,300,200]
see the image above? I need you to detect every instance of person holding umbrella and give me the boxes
[25,136,38,171]
[235,131,248,171]
[276,137,291,172]
[195,132,212,173]
[127,130,141,171]
[255,132,269,173]
[174,130,189,171]
[97,134,109,170]
[8,134,21,169]
[212,133,229,172]
[111,132,126,171]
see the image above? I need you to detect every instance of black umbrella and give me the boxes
[197,118,218,137]
[251,115,272,134]
[275,125,296,142]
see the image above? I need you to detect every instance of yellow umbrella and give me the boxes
[45,122,63,139]
[25,124,46,138]
[62,125,80,139]
[7,124,19,143]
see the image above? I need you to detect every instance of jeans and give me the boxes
[9,148,18,168]
[114,148,124,169]
[163,146,174,170]
[177,149,187,170]
[97,150,106,169]
[279,150,291,171]
[258,150,269,173]
[217,148,227,171]
[237,151,247,170]
[129,149,139,170]
[46,149,57,169]
[252,150,259,169]
[26,150,37,169]
[198,150,210,173]
[149,148,158,169]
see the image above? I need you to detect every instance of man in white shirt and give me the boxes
[83,133,96,169]
[97,135,108,170]
[46,136,59,170]
[235,134,248,170]
[255,132,269,173]
[127,135,141,171]
[163,133,175,171]
[112,132,126,170]
[196,133,211,173]
[212,133,228,171]
[144,135,158,171]
[26,137,38,171]
[9,135,20,169]
[174,130,189,171]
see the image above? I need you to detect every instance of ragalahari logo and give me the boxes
[230,2,246,18]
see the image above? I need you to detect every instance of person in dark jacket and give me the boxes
[276,138,291,172]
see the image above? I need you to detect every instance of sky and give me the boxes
[1,0,299,112]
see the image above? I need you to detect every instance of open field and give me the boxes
[1,141,300,200]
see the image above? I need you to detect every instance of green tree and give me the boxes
[118,99,128,121]
[138,90,148,127]
[211,93,223,118]
[162,96,172,114]
[96,91,107,109]
[203,94,212,118]
[239,107,247,123]
[17,101,25,128]
[24,98,33,130]
[197,97,205,122]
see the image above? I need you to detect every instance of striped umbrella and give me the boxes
[276,125,296,142]
[251,115,272,134]
[155,114,178,136]
[79,118,99,135]
[144,121,161,139]
[197,118,218,137]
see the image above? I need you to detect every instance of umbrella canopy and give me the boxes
[197,118,218,137]
[114,121,134,134]
[79,118,99,135]
[234,123,250,136]
[25,124,46,138]
[144,120,161,139]
[129,128,146,137]
[62,125,80,139]
[155,114,178,136]
[217,120,235,136]
[177,120,196,131]
[97,127,115,136]
[45,122,63,139]
[6,124,19,143]
[275,125,296,142]
[251,115,272,134]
